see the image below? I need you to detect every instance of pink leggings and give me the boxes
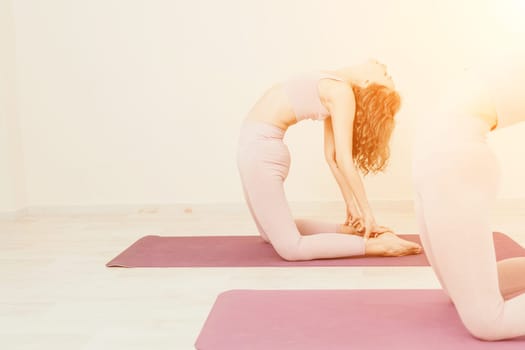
[237,120,365,261]
[414,140,525,340]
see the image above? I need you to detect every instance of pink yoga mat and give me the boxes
[195,289,525,350]
[106,232,524,268]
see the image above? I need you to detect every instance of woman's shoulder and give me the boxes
[318,73,353,101]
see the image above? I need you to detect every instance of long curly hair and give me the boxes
[351,83,401,175]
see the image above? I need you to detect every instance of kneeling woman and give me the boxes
[413,49,525,340]
[237,59,421,261]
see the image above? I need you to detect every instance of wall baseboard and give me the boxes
[0,207,27,220]
[1,198,525,219]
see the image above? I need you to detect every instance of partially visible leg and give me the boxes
[414,191,451,299]
[239,140,366,261]
[487,50,525,300]
[237,123,270,243]
[416,146,525,340]
[294,219,341,235]
[498,258,525,300]
[240,180,269,242]
[295,218,408,238]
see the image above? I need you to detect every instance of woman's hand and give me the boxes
[343,220,393,239]
[341,212,366,236]
[361,216,376,240]
[345,201,362,227]
[345,213,364,232]
[339,222,359,235]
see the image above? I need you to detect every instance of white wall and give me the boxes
[0,0,25,213]
[7,0,525,208]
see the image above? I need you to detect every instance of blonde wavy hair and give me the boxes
[351,83,401,175]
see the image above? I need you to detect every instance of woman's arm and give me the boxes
[321,79,376,238]
[323,118,361,225]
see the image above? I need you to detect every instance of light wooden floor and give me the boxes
[1,202,524,350]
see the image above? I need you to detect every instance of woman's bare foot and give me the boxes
[365,232,422,256]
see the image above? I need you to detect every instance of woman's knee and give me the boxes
[273,239,306,261]
[275,247,304,261]
[459,303,507,341]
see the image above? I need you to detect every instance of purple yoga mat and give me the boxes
[106,232,524,268]
[195,289,525,350]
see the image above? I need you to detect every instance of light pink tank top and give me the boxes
[283,72,345,122]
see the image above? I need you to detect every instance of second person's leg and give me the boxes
[415,145,525,340]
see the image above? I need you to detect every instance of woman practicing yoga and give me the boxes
[237,59,422,261]
[413,49,525,340]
